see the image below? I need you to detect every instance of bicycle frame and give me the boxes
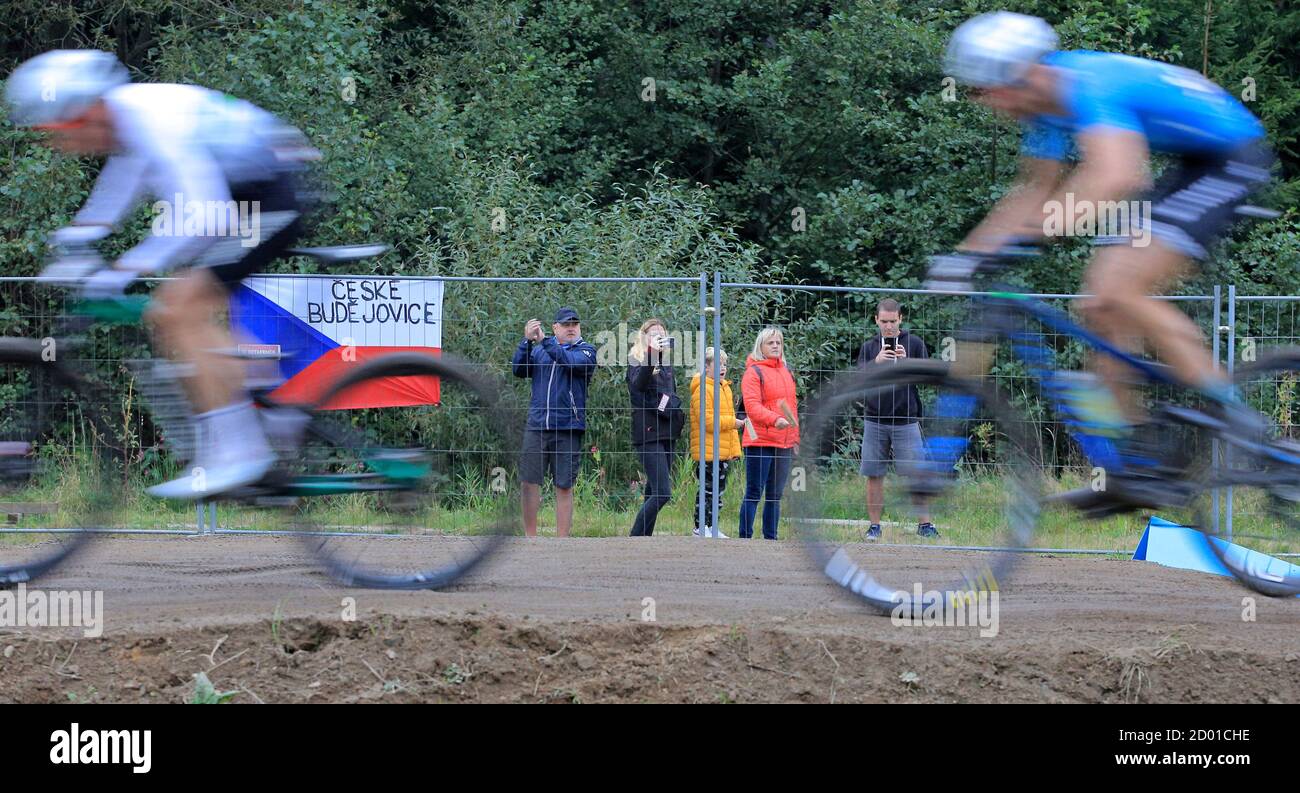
[956,289,1300,469]
[66,296,432,498]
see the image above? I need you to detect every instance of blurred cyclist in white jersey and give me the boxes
[6,50,318,499]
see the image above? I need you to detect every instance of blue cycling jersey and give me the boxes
[1020,51,1265,161]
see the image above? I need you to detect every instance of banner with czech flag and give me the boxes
[230,276,443,409]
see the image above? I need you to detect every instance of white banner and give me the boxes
[241,276,444,348]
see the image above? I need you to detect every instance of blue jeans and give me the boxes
[738,446,792,540]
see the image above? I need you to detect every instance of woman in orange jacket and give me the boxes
[689,346,743,538]
[738,326,799,540]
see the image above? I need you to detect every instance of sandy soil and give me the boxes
[1,535,1297,703]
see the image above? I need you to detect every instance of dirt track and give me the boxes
[2,535,1298,703]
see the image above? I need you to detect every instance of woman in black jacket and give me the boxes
[627,318,685,536]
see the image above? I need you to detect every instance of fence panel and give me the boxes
[716,280,1221,552]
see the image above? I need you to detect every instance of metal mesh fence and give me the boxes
[1224,291,1300,542]
[1,274,1291,548]
[715,281,1221,551]
[1,275,717,537]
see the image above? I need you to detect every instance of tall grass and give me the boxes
[3,440,1248,556]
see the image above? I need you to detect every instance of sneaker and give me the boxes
[917,522,940,538]
[710,526,728,539]
[148,401,275,500]
[147,455,274,499]
[693,526,703,537]
[866,524,882,541]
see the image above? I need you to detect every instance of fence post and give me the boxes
[1212,285,1222,537]
[697,273,708,538]
[196,500,216,534]
[1226,283,1236,541]
[712,270,723,540]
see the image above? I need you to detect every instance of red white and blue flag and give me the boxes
[231,276,444,409]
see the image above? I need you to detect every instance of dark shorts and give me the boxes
[196,173,304,292]
[520,429,585,489]
[1096,140,1274,259]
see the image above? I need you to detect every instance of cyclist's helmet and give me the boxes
[944,12,1058,88]
[5,50,128,128]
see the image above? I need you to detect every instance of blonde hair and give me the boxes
[630,318,667,365]
[702,346,728,376]
[750,326,785,361]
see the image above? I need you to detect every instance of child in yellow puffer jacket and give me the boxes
[688,347,744,538]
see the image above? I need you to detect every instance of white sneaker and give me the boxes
[147,456,273,500]
[710,526,728,539]
[147,401,275,500]
[693,526,703,537]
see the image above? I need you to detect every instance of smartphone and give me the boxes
[884,337,898,353]
[661,337,675,349]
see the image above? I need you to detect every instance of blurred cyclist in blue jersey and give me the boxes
[932,11,1275,445]
[5,50,318,499]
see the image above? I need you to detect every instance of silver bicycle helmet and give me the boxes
[944,12,1058,88]
[5,50,128,127]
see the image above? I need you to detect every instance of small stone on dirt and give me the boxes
[3,645,13,658]
[573,652,597,671]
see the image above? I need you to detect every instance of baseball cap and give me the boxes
[554,307,581,323]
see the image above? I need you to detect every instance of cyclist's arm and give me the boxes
[71,154,148,231]
[1041,127,1150,220]
[959,156,1065,253]
[114,140,234,274]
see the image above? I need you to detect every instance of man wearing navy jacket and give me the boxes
[512,306,597,537]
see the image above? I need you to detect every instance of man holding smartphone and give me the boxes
[512,306,597,538]
[856,299,936,540]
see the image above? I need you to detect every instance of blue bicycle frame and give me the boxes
[921,289,1300,479]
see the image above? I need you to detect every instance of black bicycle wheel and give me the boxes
[272,352,520,589]
[791,360,1041,615]
[0,339,115,586]
[1185,350,1300,596]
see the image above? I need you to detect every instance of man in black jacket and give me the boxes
[856,299,936,540]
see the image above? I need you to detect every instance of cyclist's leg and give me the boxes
[149,269,243,413]
[1082,141,1273,411]
[1080,239,1210,413]
[146,174,304,497]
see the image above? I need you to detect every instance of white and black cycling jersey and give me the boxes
[71,83,312,274]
